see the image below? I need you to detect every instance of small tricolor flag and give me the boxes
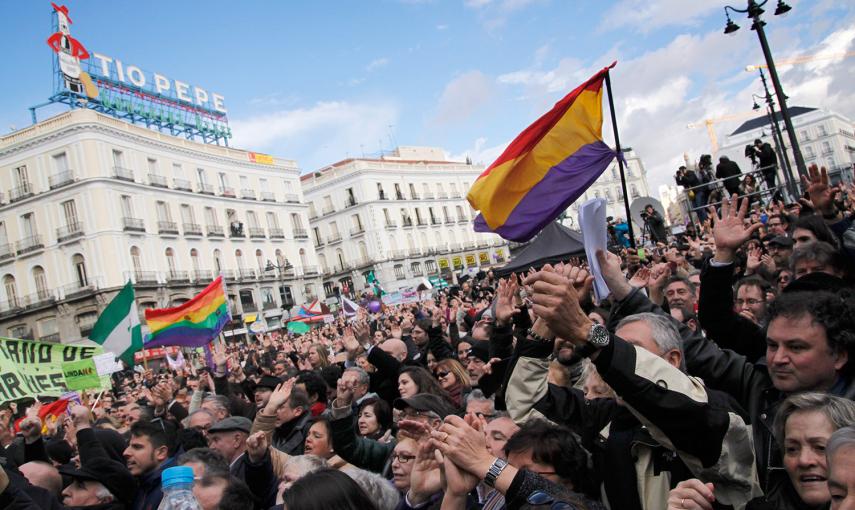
[468,62,619,242]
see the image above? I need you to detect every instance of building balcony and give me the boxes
[423,191,435,199]
[409,248,423,257]
[38,332,61,343]
[269,227,285,239]
[333,263,352,274]
[206,224,225,237]
[158,221,179,235]
[457,216,468,224]
[149,174,169,188]
[262,301,278,310]
[242,302,258,313]
[56,222,84,243]
[492,239,506,247]
[23,289,57,308]
[183,223,203,236]
[437,191,448,199]
[127,271,158,285]
[402,219,414,229]
[354,257,374,268]
[391,250,407,260]
[430,218,440,225]
[284,193,299,203]
[294,228,308,239]
[260,191,276,202]
[308,212,319,221]
[238,268,257,280]
[385,221,397,229]
[198,183,215,195]
[345,198,358,209]
[396,193,406,200]
[449,243,461,252]
[60,277,100,299]
[444,217,454,225]
[350,226,365,237]
[327,234,342,244]
[220,186,236,198]
[174,178,192,191]
[249,227,266,239]
[322,206,336,216]
[303,265,319,275]
[0,243,14,262]
[451,192,462,199]
[221,269,237,281]
[314,238,325,248]
[167,270,190,283]
[411,193,421,200]
[0,297,22,314]
[113,166,134,181]
[416,219,427,226]
[378,192,389,200]
[16,235,44,255]
[240,188,256,200]
[464,242,476,250]
[412,267,424,277]
[9,182,34,202]
[49,170,76,189]
[123,217,145,232]
[229,224,245,238]
[192,269,212,282]
[477,240,490,248]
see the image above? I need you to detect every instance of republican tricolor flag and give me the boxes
[468,63,619,242]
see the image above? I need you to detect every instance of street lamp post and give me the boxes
[724,0,807,183]
[751,68,798,198]
[265,258,294,313]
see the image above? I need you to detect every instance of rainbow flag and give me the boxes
[144,276,231,348]
[468,63,619,242]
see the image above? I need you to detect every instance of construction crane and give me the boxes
[745,50,855,71]
[687,110,764,156]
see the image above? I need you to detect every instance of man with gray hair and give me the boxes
[509,258,762,510]
[827,426,855,509]
[339,367,375,407]
[201,395,231,422]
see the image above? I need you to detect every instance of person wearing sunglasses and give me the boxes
[434,359,470,409]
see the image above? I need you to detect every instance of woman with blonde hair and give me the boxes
[307,343,330,369]
[433,358,470,408]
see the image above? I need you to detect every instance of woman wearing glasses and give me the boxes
[433,359,471,409]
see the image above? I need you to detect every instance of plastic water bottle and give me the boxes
[158,466,202,510]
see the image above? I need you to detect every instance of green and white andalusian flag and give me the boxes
[88,281,143,366]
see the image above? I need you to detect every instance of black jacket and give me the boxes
[715,159,742,193]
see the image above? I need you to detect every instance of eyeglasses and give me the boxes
[435,371,450,379]
[390,452,416,464]
[526,491,574,509]
[400,410,441,421]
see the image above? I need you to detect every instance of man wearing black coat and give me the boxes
[715,156,743,196]
[754,138,779,193]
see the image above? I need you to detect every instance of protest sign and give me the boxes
[62,358,103,391]
[0,337,103,403]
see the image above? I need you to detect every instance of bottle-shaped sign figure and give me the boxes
[46,3,98,99]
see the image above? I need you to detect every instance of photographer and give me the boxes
[675,166,707,222]
[752,138,779,197]
[641,205,667,243]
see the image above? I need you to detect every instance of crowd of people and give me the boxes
[1,161,854,510]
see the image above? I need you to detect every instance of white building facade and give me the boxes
[0,109,321,343]
[565,149,651,225]
[301,147,509,295]
[719,107,855,184]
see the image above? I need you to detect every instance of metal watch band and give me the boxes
[484,457,509,487]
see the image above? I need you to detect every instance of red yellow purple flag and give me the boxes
[467,62,619,242]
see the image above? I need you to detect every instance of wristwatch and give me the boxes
[574,323,610,358]
[484,457,509,487]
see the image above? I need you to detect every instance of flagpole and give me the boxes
[604,69,636,249]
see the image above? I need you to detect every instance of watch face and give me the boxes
[589,324,610,347]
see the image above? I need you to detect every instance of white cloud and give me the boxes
[433,70,494,124]
[365,57,390,72]
[230,101,398,172]
[464,0,542,31]
[436,24,449,30]
[599,0,721,33]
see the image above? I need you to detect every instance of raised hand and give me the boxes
[494,278,520,326]
[709,194,762,263]
[629,266,651,288]
[69,403,93,429]
[353,320,371,346]
[19,402,43,443]
[429,415,494,479]
[335,377,355,408]
[524,268,592,343]
[341,327,362,361]
[760,253,777,273]
[408,439,442,506]
[745,247,762,273]
[265,379,294,414]
[246,431,269,463]
[596,249,633,301]
[801,164,839,217]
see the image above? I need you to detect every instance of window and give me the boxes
[61,200,79,227]
[378,183,386,199]
[165,248,177,272]
[72,254,87,286]
[240,176,249,189]
[53,153,69,174]
[147,158,158,175]
[37,317,58,341]
[605,189,613,203]
[261,287,275,309]
[411,262,423,276]
[631,184,639,197]
[247,211,259,228]
[239,289,256,310]
[383,208,391,223]
[190,249,199,271]
[235,249,244,268]
[395,183,403,199]
[259,178,268,190]
[112,150,124,168]
[290,213,303,230]
[256,249,264,270]
[279,286,294,307]
[4,274,18,307]
[800,130,810,142]
[330,221,339,236]
[346,188,356,206]
[266,212,280,229]
[611,168,617,180]
[197,168,207,184]
[218,172,229,188]
[805,146,816,158]
[121,195,134,217]
[313,227,322,245]
[822,141,833,155]
[456,205,464,219]
[394,264,405,280]
[20,213,36,238]
[425,260,437,274]
[818,124,827,137]
[213,249,222,272]
[32,266,49,299]
[205,207,219,226]
[409,183,417,198]
[352,214,362,230]
[130,246,142,272]
[299,248,308,268]
[180,204,195,224]
[173,163,184,179]
[156,201,172,222]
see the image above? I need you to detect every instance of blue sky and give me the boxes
[3,1,854,193]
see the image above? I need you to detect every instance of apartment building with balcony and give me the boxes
[0,109,320,342]
[301,146,508,296]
